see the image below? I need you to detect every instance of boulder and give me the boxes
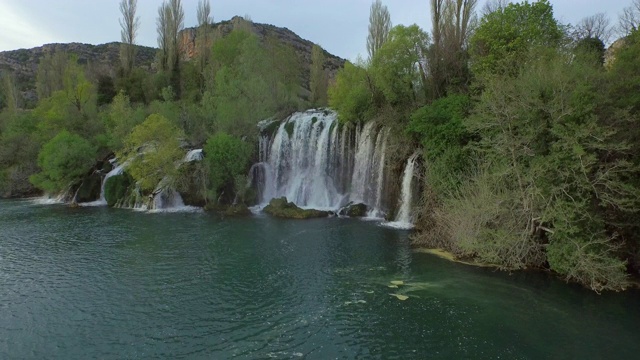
[338,202,369,217]
[263,197,330,219]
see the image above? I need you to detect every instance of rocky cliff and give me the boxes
[0,42,156,104]
[0,17,345,105]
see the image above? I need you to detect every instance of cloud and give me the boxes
[0,0,58,51]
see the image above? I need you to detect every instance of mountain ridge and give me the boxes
[0,16,346,105]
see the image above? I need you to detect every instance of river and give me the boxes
[1,199,639,359]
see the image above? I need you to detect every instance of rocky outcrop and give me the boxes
[263,197,330,219]
[604,38,626,69]
[0,42,156,103]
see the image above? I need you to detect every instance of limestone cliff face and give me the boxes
[604,38,626,69]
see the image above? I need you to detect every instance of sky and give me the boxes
[0,0,633,61]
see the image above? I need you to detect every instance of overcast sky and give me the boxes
[0,0,632,61]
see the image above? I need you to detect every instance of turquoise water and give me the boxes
[1,199,639,359]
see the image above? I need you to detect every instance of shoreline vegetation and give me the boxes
[2,0,640,292]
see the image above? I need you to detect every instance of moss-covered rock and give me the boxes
[104,173,133,207]
[175,162,207,207]
[223,203,252,216]
[349,203,368,217]
[74,172,103,203]
[284,121,295,138]
[264,197,330,219]
[341,202,368,217]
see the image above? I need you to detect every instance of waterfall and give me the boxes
[184,149,203,162]
[385,153,420,229]
[253,109,390,216]
[79,162,126,207]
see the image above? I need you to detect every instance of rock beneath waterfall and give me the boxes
[338,203,369,217]
[104,173,133,207]
[264,197,330,219]
[74,171,103,203]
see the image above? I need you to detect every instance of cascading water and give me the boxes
[384,152,420,229]
[252,110,391,216]
[184,149,204,162]
[78,161,125,207]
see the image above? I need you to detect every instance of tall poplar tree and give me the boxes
[366,0,392,60]
[119,0,140,75]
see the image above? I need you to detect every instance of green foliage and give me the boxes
[328,61,373,123]
[203,132,252,202]
[97,74,117,106]
[36,51,69,100]
[117,113,185,192]
[34,57,101,141]
[30,130,96,193]
[607,30,640,112]
[103,91,145,151]
[470,0,564,76]
[371,24,429,107]
[574,37,606,65]
[408,94,471,194]
[104,173,133,207]
[115,67,152,104]
[206,30,303,137]
[0,110,41,196]
[310,44,328,107]
[465,48,638,290]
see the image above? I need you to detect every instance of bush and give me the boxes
[30,130,96,193]
[204,132,252,203]
[104,173,132,207]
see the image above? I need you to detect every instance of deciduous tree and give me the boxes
[119,0,140,75]
[366,0,392,60]
[310,44,328,107]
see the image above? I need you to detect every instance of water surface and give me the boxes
[1,199,638,359]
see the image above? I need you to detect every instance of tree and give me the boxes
[573,13,612,44]
[203,132,252,203]
[117,113,185,192]
[0,111,41,197]
[466,50,637,290]
[371,24,430,106]
[1,71,20,114]
[309,44,328,106]
[30,130,96,193]
[470,0,563,76]
[36,51,69,100]
[34,57,100,140]
[103,91,144,150]
[156,2,171,72]
[430,0,478,97]
[366,0,392,60]
[618,0,640,35]
[196,0,213,74]
[481,0,508,16]
[328,60,374,123]
[168,0,185,85]
[119,0,140,75]
[408,94,471,194]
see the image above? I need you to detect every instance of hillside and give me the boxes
[0,16,346,105]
